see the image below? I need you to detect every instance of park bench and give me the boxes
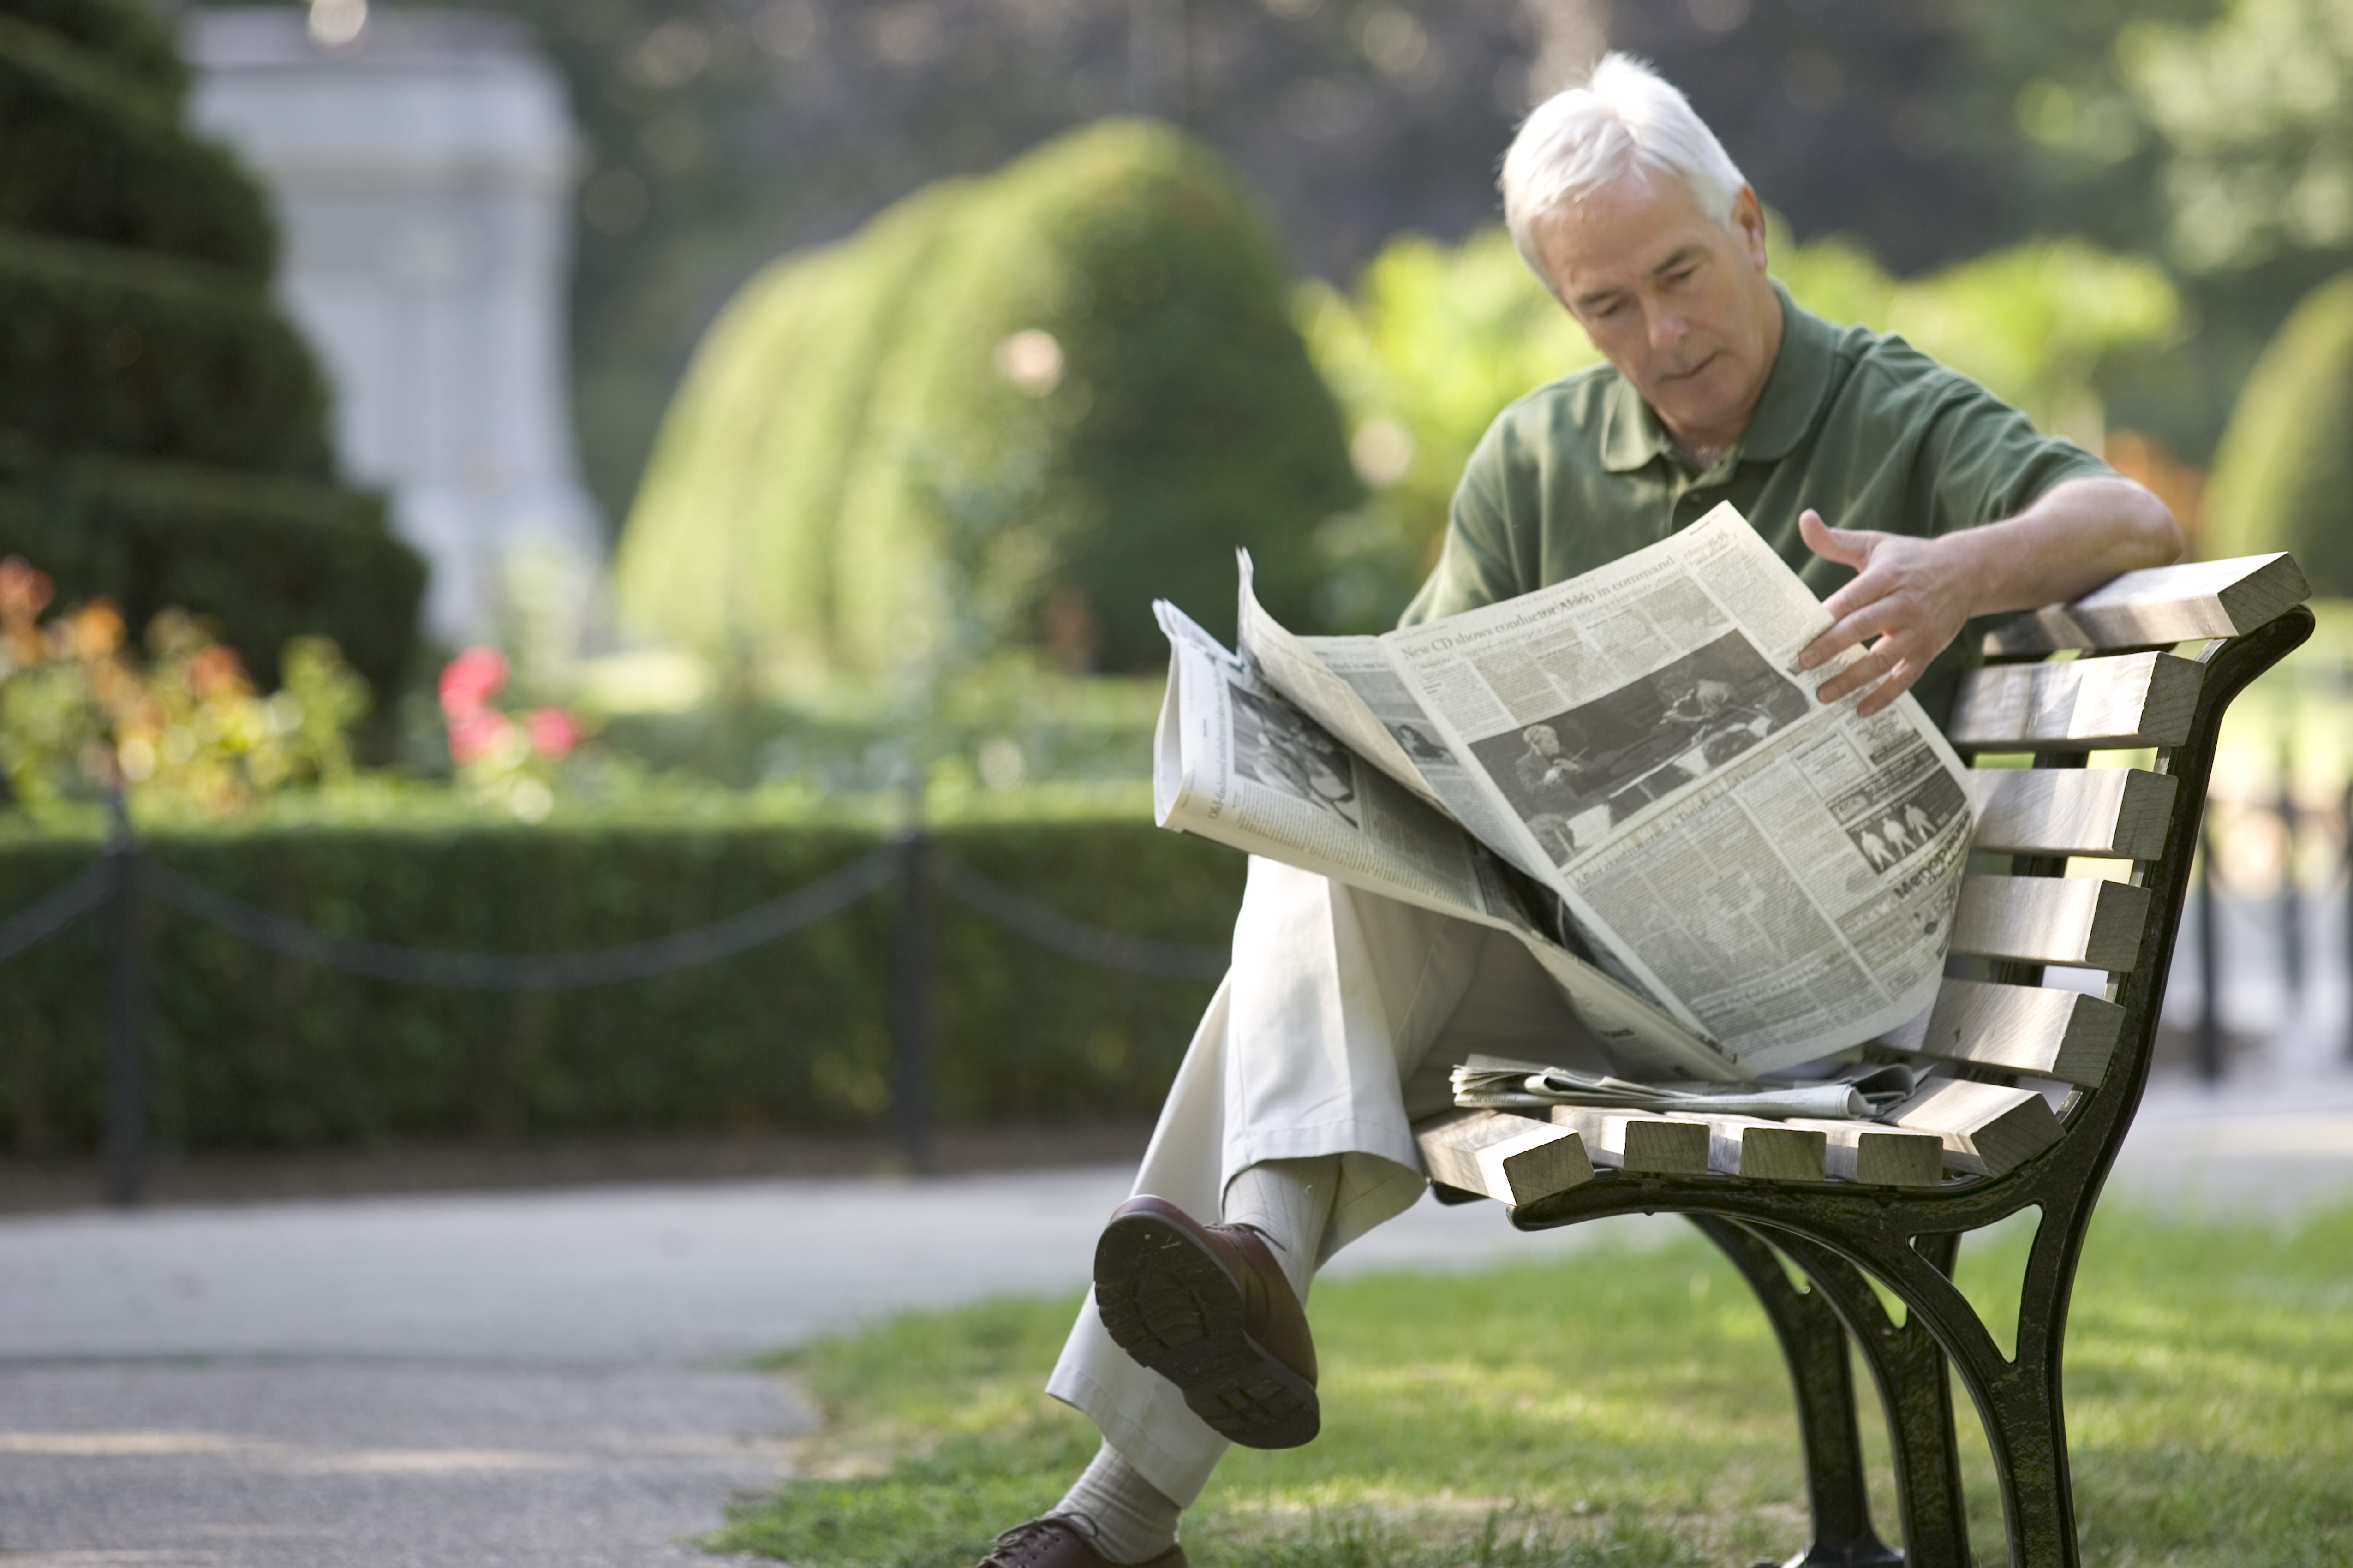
[1412,552,2315,1568]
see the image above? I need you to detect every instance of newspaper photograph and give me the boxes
[1188,502,1972,1076]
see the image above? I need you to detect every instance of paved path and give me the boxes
[2,1066,2347,1566]
[0,1364,797,1568]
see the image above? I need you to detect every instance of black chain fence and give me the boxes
[0,823,1229,1203]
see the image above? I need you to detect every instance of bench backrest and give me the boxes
[1875,551,2313,1180]
[1417,553,2315,1206]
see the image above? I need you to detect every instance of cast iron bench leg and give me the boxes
[1689,1216,1902,1568]
[1768,1231,1972,1568]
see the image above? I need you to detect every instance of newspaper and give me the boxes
[1153,501,1972,1080]
[1447,1054,1923,1121]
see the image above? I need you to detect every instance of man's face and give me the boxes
[1531,169,1782,454]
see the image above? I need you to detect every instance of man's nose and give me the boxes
[1646,304,1686,353]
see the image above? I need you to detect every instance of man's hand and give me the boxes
[1795,477,2186,717]
[1796,511,1972,715]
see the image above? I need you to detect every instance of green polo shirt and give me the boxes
[1399,284,2113,723]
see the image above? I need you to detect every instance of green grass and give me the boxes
[718,1203,2353,1567]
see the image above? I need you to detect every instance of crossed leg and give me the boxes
[979,859,1610,1565]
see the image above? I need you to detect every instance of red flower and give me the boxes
[438,647,508,718]
[526,706,582,759]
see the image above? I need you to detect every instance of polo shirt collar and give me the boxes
[1737,280,1834,462]
[1597,279,1834,473]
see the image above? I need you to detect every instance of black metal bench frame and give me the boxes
[1444,603,2313,1568]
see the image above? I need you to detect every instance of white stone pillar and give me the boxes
[187,6,604,650]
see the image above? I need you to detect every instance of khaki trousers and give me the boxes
[1043,856,1611,1506]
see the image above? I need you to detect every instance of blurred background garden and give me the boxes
[4,0,2353,1165]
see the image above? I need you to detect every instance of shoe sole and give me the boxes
[1093,1208,1320,1449]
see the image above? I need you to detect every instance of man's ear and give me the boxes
[1730,185,1768,270]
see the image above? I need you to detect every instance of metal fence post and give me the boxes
[2197,812,2222,1084]
[889,828,934,1175]
[103,792,146,1207]
[2279,739,2301,1007]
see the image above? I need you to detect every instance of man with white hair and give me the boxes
[978,53,2182,1568]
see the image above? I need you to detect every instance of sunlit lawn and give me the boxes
[717,1202,2353,1568]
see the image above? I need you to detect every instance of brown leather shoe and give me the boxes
[971,1516,1187,1567]
[1092,1194,1319,1449]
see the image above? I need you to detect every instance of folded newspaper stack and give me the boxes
[1448,1053,1922,1122]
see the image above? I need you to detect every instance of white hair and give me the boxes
[1501,53,1749,295]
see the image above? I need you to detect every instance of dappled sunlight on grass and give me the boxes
[720,1202,2353,1568]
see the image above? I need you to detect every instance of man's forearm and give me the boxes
[1944,477,2185,620]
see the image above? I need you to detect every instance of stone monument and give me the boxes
[185,2,603,650]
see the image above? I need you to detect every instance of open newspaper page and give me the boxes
[1232,557,1448,814]
[1152,600,1738,1080]
[1368,502,1969,1074]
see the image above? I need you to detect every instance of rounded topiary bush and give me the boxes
[2202,271,2353,595]
[0,0,420,695]
[615,119,1359,678]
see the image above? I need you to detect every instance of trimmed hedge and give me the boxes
[0,3,415,694]
[0,1,184,107]
[0,452,424,694]
[0,24,274,278]
[2203,271,2353,596]
[0,231,332,475]
[617,119,1359,677]
[0,811,1245,1154]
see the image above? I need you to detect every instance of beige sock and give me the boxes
[1220,1154,1341,1301]
[1053,1440,1181,1563]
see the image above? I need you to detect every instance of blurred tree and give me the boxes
[2200,271,2353,593]
[0,0,424,698]
[2120,0,2353,273]
[359,0,1532,535]
[613,119,1356,680]
[1304,216,2179,626]
[265,0,2246,529]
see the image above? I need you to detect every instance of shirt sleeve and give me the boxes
[1398,422,1527,628]
[1876,346,2118,537]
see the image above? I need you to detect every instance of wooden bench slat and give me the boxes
[1781,1118,1945,1186]
[1547,1106,1711,1174]
[1982,553,2309,655]
[1965,768,2178,860]
[1911,978,2125,1086]
[1947,652,2202,750]
[1887,1078,2064,1177]
[1415,1109,1593,1206]
[1643,1113,1827,1180]
[1949,874,2151,971]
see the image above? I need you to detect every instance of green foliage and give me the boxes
[2120,0,2353,272]
[615,119,1359,678]
[0,453,422,696]
[1293,228,1599,632]
[0,1,418,712]
[1300,221,2180,623]
[2202,272,2353,594]
[0,0,185,107]
[0,230,331,474]
[0,23,273,278]
[720,1203,2353,1567]
[0,799,1242,1153]
[0,557,370,816]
